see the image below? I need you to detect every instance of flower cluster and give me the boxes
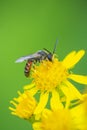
[9,50,87,130]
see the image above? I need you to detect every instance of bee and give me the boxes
[15,40,58,77]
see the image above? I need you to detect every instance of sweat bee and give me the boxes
[15,40,58,77]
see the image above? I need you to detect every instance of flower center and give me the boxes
[41,109,72,130]
[31,58,68,91]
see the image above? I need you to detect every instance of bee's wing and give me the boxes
[15,52,41,63]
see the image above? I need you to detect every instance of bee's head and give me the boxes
[43,39,58,61]
[47,53,53,61]
[43,48,53,61]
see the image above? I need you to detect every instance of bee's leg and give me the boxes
[32,60,37,69]
[38,59,41,62]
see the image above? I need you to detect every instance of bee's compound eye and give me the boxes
[47,54,52,61]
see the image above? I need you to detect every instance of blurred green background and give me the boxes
[0,0,87,130]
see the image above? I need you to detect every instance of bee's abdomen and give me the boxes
[24,61,32,77]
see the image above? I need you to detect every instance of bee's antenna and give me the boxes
[53,39,58,54]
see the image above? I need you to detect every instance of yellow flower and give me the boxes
[33,101,87,130]
[33,109,72,130]
[9,90,37,119]
[24,50,87,114]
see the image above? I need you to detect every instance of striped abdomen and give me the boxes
[24,61,32,77]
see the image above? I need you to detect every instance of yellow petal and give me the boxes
[17,91,22,95]
[51,90,63,110]
[69,74,87,85]
[42,108,52,118]
[35,114,41,121]
[11,112,17,115]
[9,107,16,112]
[65,98,71,109]
[61,83,75,100]
[70,103,85,122]
[27,87,38,96]
[61,84,75,108]
[33,122,42,130]
[62,50,85,69]
[62,51,76,68]
[10,101,17,107]
[24,83,35,90]
[34,92,49,114]
[65,80,83,100]
[69,50,85,68]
